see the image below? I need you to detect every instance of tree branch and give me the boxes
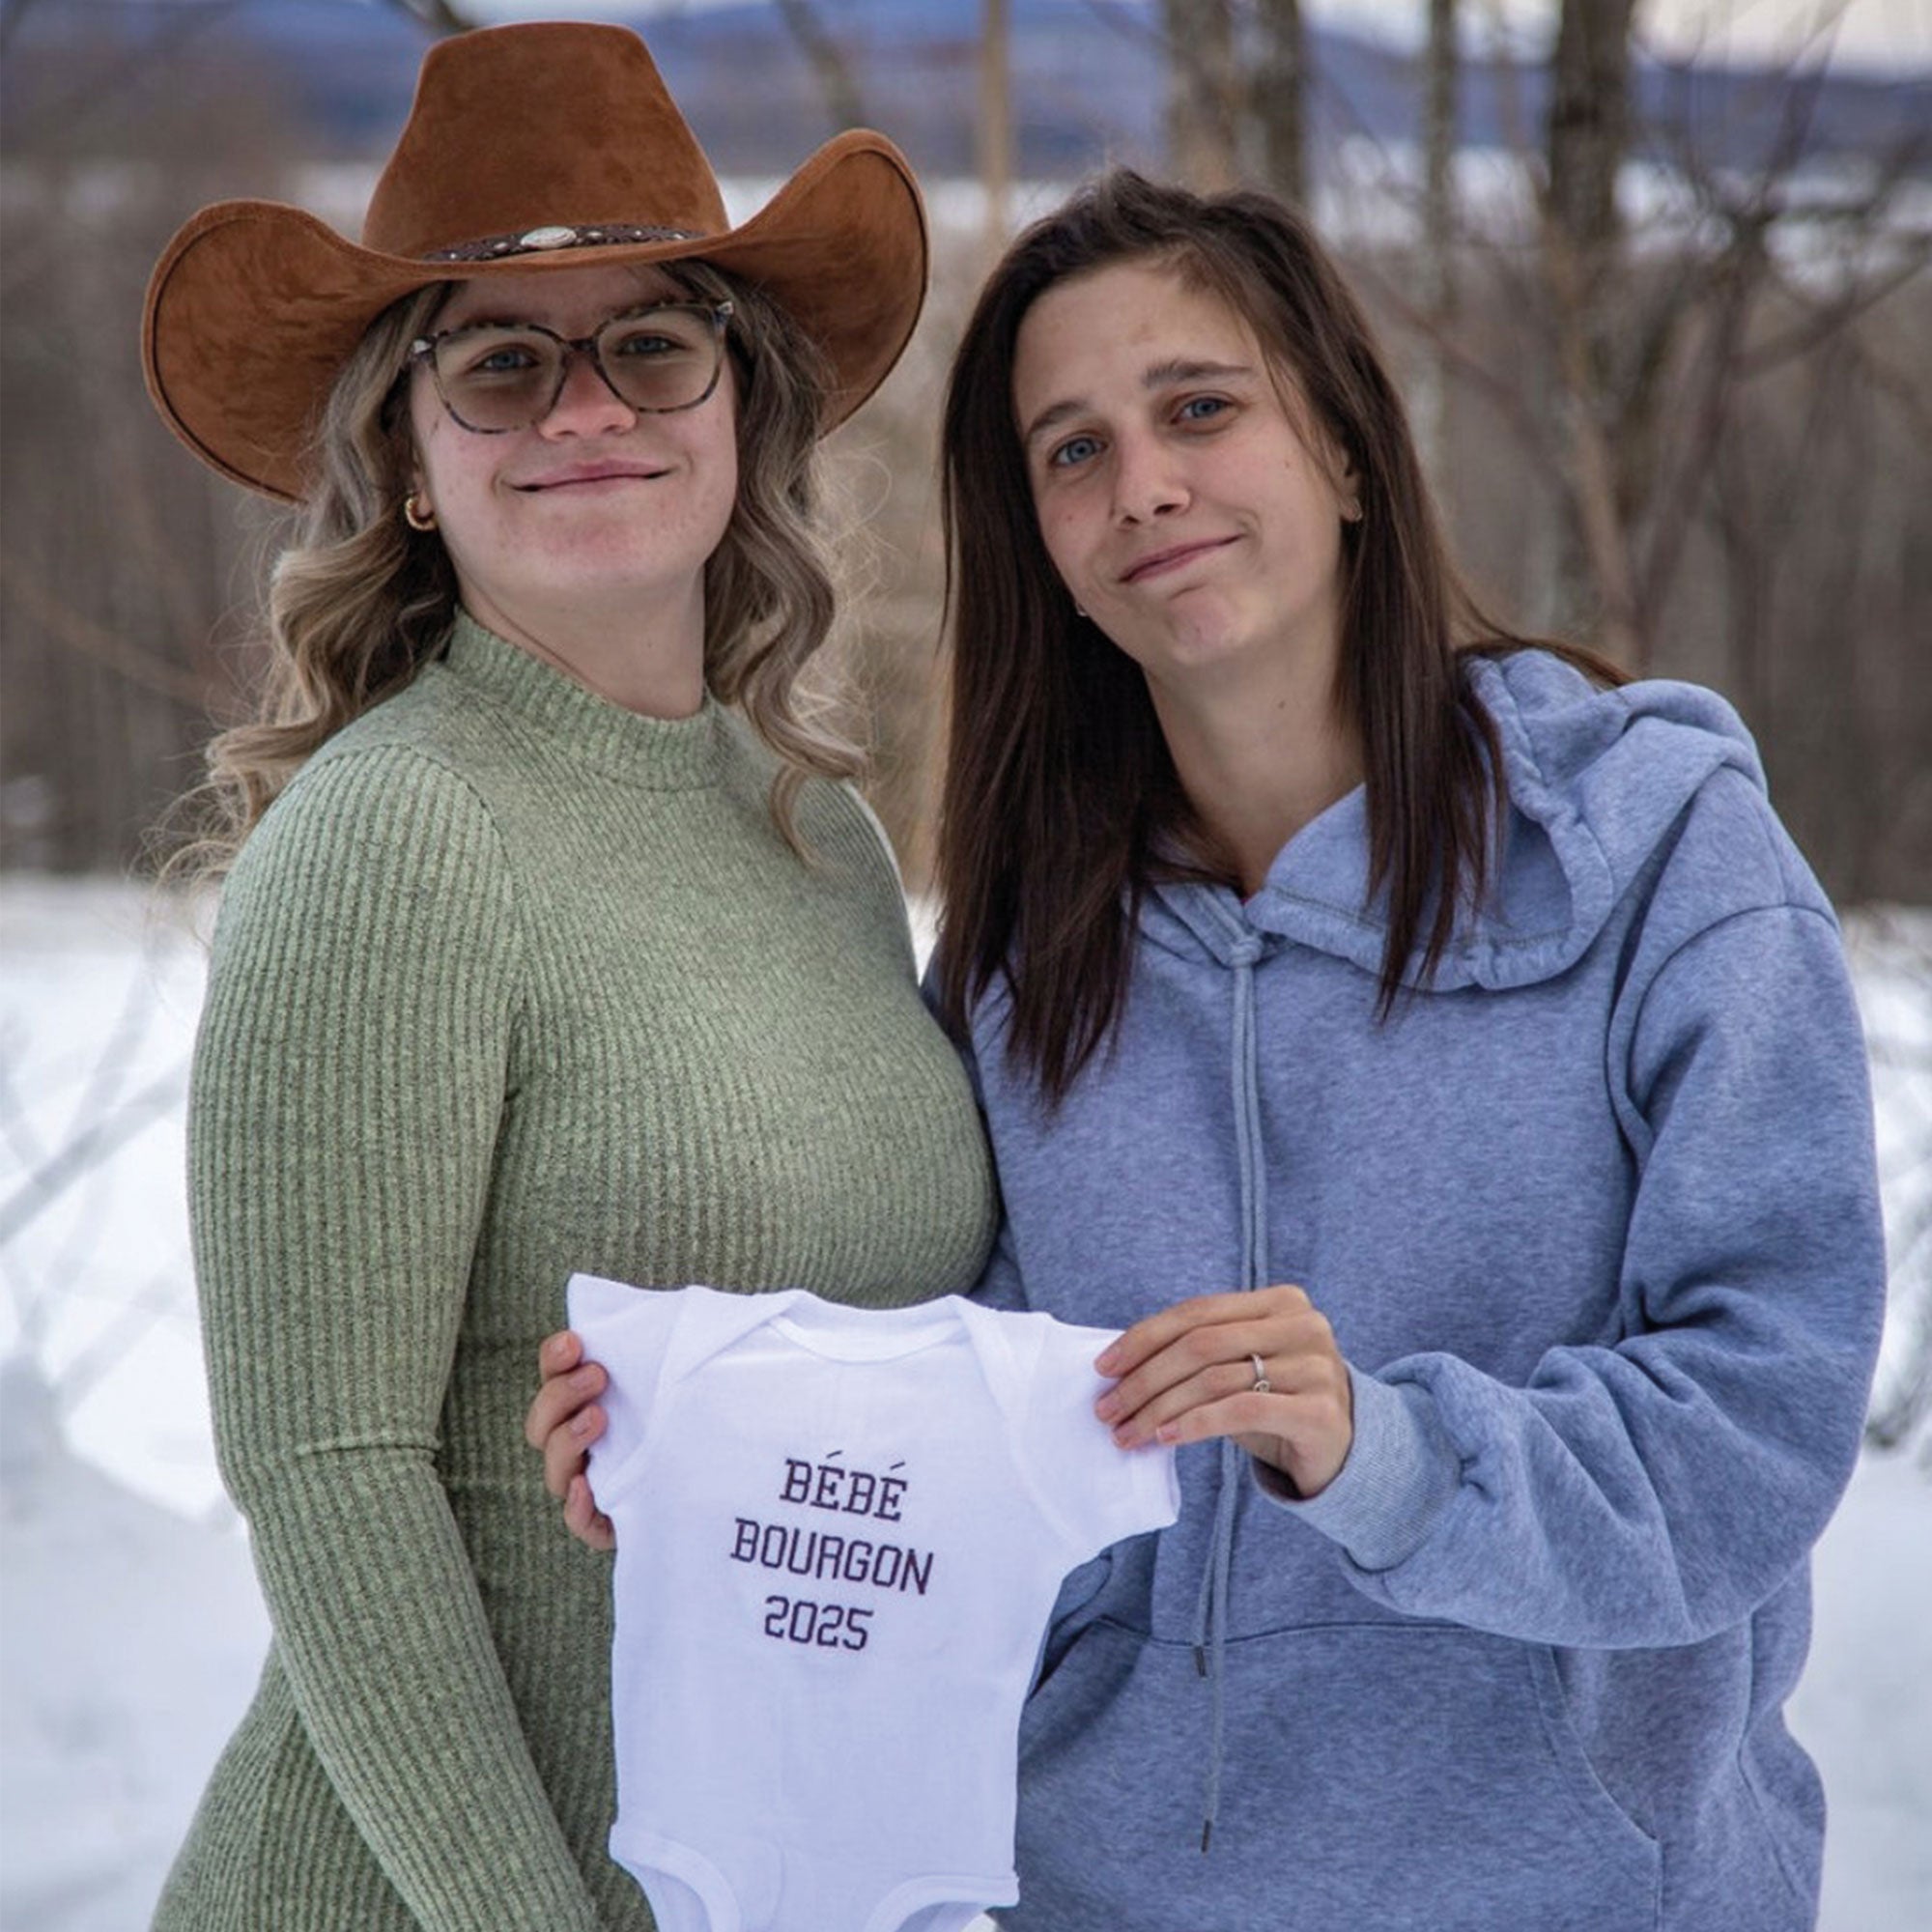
[774,0,867,131]
[0,554,211,709]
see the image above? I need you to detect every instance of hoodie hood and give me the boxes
[1145,650,1767,989]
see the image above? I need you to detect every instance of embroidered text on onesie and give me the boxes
[568,1278,1180,1932]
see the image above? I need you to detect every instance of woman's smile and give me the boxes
[1117,532,1241,585]
[510,460,668,493]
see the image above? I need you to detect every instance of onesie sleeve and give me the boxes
[1271,891,1887,1648]
[568,1274,688,1509]
[189,747,601,1932]
[1019,1317,1181,1559]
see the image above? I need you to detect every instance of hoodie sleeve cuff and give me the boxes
[1250,1364,1463,1573]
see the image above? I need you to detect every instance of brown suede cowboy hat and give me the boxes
[143,20,928,501]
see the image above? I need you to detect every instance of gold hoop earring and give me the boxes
[403,493,437,533]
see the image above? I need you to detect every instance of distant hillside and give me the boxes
[8,0,1926,182]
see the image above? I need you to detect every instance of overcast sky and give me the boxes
[458,0,1930,74]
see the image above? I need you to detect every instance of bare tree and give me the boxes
[1545,0,1634,266]
[774,0,868,132]
[1538,0,1641,653]
[1081,0,1310,207]
[0,28,300,871]
[1252,0,1309,208]
[4,1,1923,923]
[1410,0,1461,483]
[980,0,1014,256]
[1459,0,1932,693]
[1163,0,1240,189]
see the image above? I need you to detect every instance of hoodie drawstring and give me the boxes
[1193,926,1267,1853]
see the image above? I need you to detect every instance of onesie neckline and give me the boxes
[766,1293,966,1363]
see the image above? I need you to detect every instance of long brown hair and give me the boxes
[935,169,1618,1101]
[171,261,855,883]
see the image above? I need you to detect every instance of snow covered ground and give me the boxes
[2,875,1927,1930]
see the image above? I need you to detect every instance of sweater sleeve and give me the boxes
[1272,899,1888,1648]
[188,746,602,1930]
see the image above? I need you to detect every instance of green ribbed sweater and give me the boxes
[155,614,998,1931]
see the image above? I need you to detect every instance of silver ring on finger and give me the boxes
[1248,1351,1271,1394]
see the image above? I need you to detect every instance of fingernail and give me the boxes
[569,1365,600,1392]
[1095,1347,1121,1374]
[1094,1394,1120,1421]
[570,1411,597,1438]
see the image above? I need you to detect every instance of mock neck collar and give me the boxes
[441,609,726,791]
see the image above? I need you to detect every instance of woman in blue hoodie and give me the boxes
[534,171,1885,1930]
[924,169,1885,1932]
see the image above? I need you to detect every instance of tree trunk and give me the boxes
[1546,0,1635,276]
[1253,0,1308,209]
[1411,0,1458,486]
[1162,0,1239,191]
[1541,0,1639,659]
[980,0,1013,258]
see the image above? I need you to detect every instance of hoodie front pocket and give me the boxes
[1008,1617,1661,1932]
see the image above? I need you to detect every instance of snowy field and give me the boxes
[2,875,1928,1931]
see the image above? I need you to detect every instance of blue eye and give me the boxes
[608,319,706,361]
[1178,395,1229,424]
[1049,434,1102,469]
[440,329,550,384]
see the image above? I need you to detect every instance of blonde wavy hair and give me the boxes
[172,261,858,882]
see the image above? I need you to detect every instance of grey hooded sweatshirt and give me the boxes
[960,650,1886,1932]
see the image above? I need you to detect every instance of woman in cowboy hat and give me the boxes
[147,23,994,1930]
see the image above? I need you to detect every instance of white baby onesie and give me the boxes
[568,1276,1180,1932]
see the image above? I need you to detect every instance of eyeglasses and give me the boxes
[408,299,734,434]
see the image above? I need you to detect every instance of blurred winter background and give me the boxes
[3,2,1928,1927]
